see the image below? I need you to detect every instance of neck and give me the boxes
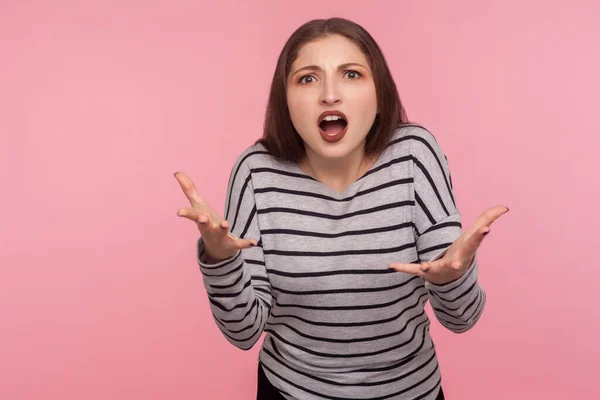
[299,142,376,193]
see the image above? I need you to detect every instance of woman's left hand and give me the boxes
[388,205,509,285]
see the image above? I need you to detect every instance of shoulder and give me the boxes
[389,124,439,147]
[386,124,446,160]
[229,141,292,179]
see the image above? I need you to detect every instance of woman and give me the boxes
[175,18,507,400]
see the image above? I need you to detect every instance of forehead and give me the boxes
[292,34,369,68]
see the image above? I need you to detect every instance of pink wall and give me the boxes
[1,1,599,398]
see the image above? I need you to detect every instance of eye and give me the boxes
[344,70,362,79]
[298,75,316,84]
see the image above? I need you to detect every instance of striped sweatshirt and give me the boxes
[197,125,486,399]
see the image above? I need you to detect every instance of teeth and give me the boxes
[323,115,343,122]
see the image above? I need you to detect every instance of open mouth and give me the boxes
[317,112,348,142]
[319,115,347,135]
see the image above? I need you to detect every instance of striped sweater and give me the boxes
[197,125,486,399]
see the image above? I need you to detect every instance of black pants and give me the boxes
[257,363,445,400]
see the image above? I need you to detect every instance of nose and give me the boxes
[319,78,341,106]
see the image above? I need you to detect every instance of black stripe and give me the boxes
[254,286,271,296]
[271,273,423,297]
[435,316,468,328]
[270,336,284,358]
[208,297,249,312]
[207,280,251,298]
[274,276,422,310]
[349,327,431,373]
[263,319,429,359]
[257,201,413,220]
[461,291,484,324]
[414,224,422,237]
[247,259,266,266]
[262,222,413,239]
[359,154,413,180]
[218,299,258,323]
[224,150,269,218]
[267,267,403,278]
[217,316,259,334]
[261,343,436,387]
[254,178,412,202]
[200,260,243,277]
[431,280,477,303]
[259,346,440,400]
[268,299,428,343]
[199,251,242,270]
[251,167,314,180]
[427,294,460,312]
[384,124,426,149]
[413,156,450,216]
[419,242,452,255]
[269,291,428,327]
[264,242,416,257]
[468,293,486,322]
[422,220,462,235]
[209,272,244,289]
[239,205,256,239]
[215,309,264,346]
[229,174,251,232]
[411,377,443,400]
[407,134,456,208]
[433,290,482,321]
[415,193,436,226]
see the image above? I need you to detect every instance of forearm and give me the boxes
[425,256,486,333]
[198,239,270,349]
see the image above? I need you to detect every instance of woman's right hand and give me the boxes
[174,171,257,263]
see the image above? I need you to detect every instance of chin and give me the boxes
[313,139,362,160]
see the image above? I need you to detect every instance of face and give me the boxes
[286,34,378,162]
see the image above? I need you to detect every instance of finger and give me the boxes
[177,208,215,233]
[199,219,231,242]
[460,225,492,256]
[235,238,259,249]
[174,171,206,207]
[388,262,426,277]
[176,208,219,240]
[177,207,206,222]
[219,219,231,237]
[474,205,509,230]
[462,205,508,241]
[225,229,258,248]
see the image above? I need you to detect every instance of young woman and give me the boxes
[175,17,508,400]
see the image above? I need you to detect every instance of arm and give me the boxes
[196,157,272,349]
[410,127,486,333]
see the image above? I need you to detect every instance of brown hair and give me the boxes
[257,17,410,162]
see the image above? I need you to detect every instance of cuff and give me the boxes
[197,237,242,273]
[424,250,478,293]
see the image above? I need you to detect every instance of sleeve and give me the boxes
[196,153,272,349]
[410,127,486,333]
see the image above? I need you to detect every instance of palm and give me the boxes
[389,205,509,284]
[174,171,257,261]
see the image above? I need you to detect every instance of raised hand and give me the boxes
[174,171,257,262]
[389,205,509,285]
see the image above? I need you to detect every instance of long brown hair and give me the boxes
[257,17,410,162]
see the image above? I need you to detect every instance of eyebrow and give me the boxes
[291,62,367,77]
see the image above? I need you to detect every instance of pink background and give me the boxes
[1,0,599,398]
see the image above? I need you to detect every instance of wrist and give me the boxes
[204,246,238,264]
